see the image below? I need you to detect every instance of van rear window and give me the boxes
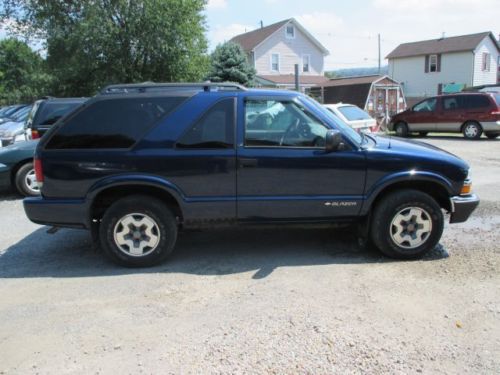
[46,97,186,149]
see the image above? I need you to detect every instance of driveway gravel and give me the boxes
[0,136,499,374]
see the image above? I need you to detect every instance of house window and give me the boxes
[286,25,295,39]
[482,53,491,71]
[302,55,310,73]
[429,54,438,72]
[271,53,280,72]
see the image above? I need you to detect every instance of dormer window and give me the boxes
[286,25,295,39]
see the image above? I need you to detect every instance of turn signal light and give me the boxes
[461,181,471,195]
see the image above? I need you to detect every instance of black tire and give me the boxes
[485,133,499,139]
[419,132,428,137]
[99,195,178,267]
[462,121,482,140]
[394,122,409,137]
[14,162,41,197]
[370,189,443,259]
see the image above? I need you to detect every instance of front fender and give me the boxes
[360,170,454,215]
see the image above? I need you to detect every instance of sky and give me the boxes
[205,0,500,70]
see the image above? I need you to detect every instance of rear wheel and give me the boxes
[371,189,443,259]
[485,133,499,139]
[394,122,409,137]
[14,162,40,197]
[462,121,482,140]
[99,195,178,267]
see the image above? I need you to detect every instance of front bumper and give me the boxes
[23,196,89,229]
[449,194,480,223]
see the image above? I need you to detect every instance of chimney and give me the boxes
[260,20,264,29]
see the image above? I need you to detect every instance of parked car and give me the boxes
[0,140,39,196]
[324,103,377,133]
[0,105,33,147]
[0,104,29,124]
[25,97,88,140]
[389,92,500,139]
[24,82,478,267]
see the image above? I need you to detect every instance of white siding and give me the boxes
[388,52,474,97]
[472,36,499,86]
[253,23,324,75]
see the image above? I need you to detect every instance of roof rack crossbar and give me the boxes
[100,82,247,94]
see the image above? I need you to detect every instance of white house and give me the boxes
[387,32,500,102]
[230,18,329,90]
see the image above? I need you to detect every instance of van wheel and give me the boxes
[394,122,409,137]
[371,189,443,259]
[462,122,482,140]
[14,162,40,197]
[485,133,498,139]
[99,195,177,267]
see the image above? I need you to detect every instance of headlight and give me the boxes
[0,163,7,168]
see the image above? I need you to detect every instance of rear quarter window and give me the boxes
[464,95,491,109]
[35,102,84,127]
[46,97,186,149]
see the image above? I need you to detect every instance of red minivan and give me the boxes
[389,92,500,139]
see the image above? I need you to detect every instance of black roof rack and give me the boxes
[100,82,247,95]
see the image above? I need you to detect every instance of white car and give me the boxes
[324,103,377,133]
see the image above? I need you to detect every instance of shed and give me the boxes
[311,75,406,128]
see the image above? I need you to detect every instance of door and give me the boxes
[237,97,366,222]
[407,97,438,131]
[436,95,465,132]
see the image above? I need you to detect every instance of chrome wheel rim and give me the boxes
[24,169,40,194]
[390,207,432,249]
[464,124,478,138]
[113,213,161,257]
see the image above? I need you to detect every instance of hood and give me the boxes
[369,134,469,172]
[0,121,25,135]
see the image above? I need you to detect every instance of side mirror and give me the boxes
[325,129,344,153]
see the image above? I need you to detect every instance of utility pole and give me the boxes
[294,64,300,91]
[378,33,381,75]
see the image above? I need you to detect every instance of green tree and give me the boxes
[207,42,256,86]
[0,38,52,104]
[1,0,210,96]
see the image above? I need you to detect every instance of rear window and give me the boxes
[463,95,491,109]
[337,105,371,121]
[35,101,84,127]
[46,97,185,149]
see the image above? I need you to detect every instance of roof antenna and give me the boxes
[260,20,264,29]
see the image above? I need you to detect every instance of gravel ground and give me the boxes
[0,136,499,374]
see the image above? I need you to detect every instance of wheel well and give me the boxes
[372,180,451,213]
[91,185,183,224]
[10,158,33,183]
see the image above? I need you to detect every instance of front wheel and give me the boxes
[371,190,444,259]
[99,195,178,267]
[394,122,409,137]
[462,122,482,140]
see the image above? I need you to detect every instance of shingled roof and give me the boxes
[231,19,290,53]
[386,32,500,59]
[230,18,329,55]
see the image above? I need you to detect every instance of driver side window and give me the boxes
[245,99,328,147]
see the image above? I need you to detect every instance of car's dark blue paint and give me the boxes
[25,88,477,231]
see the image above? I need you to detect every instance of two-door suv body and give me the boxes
[24,83,479,266]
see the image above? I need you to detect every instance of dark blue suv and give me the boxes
[23,83,479,267]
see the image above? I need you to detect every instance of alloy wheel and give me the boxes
[113,213,161,257]
[390,207,432,249]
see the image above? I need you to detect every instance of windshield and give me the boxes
[300,96,363,145]
[11,106,31,122]
[493,93,500,107]
[35,101,84,126]
[338,105,372,121]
